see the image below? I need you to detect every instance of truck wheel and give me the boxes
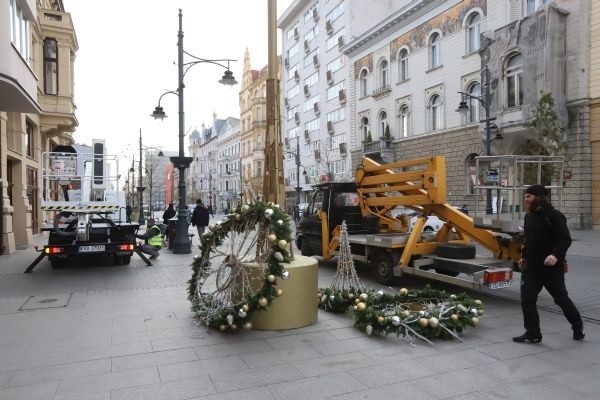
[113,255,132,265]
[373,251,395,284]
[423,226,435,232]
[50,258,69,269]
[300,237,311,256]
[436,243,476,259]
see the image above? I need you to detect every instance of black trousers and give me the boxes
[520,265,583,336]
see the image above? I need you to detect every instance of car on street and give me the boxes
[395,209,445,232]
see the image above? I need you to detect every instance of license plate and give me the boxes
[486,280,512,289]
[78,245,105,253]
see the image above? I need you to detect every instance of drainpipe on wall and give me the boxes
[0,128,4,254]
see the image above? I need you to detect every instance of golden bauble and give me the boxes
[450,314,459,322]
[241,204,250,214]
[399,288,408,296]
[377,316,385,324]
[471,317,480,326]
[268,234,277,243]
[242,322,252,330]
[356,302,367,312]
[359,293,368,302]
[235,214,241,220]
[267,274,276,283]
[353,306,358,311]
[277,239,288,250]
[348,293,355,300]
[354,298,360,305]
[419,318,429,328]
[258,297,268,307]
[401,310,410,318]
[242,304,250,312]
[428,317,439,328]
[474,299,483,306]
[219,324,227,331]
[276,288,283,297]
[231,324,237,330]
[478,309,485,316]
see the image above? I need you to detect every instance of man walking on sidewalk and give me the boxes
[513,184,584,344]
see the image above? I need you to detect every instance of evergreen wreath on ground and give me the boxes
[187,201,292,331]
[318,285,484,344]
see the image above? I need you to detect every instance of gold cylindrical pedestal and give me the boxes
[250,255,318,330]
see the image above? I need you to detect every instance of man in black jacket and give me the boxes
[513,184,584,343]
[191,199,210,239]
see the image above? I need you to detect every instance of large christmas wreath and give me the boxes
[187,202,292,330]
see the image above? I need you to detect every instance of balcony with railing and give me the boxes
[363,138,394,163]
[371,85,391,100]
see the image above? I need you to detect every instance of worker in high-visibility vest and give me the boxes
[135,218,162,260]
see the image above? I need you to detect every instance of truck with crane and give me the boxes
[295,154,564,289]
[26,140,151,272]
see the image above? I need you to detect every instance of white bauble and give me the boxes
[366,325,373,336]
[391,316,401,326]
[282,270,290,280]
[470,308,478,316]
[277,219,284,226]
[208,224,215,231]
[264,209,274,219]
[274,252,284,261]
[238,309,247,318]
[226,314,234,326]
[428,317,439,328]
[377,290,384,296]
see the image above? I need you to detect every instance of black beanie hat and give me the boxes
[525,184,547,196]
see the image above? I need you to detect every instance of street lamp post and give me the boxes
[137,128,146,226]
[456,65,493,215]
[150,9,237,254]
[294,136,301,207]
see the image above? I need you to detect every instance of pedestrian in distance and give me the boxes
[162,203,176,240]
[191,199,210,239]
[135,217,162,260]
[513,184,584,344]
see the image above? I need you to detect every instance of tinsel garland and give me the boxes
[187,201,292,331]
[318,285,484,343]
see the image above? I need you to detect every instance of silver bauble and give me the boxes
[391,316,401,326]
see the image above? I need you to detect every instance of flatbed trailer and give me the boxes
[296,155,563,289]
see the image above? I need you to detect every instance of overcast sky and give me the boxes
[63,0,293,175]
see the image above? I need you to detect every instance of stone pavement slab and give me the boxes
[0,229,599,399]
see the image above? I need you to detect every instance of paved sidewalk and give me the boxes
[0,227,599,399]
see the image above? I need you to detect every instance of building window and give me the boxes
[429,32,441,69]
[527,0,549,15]
[429,94,443,131]
[505,52,523,108]
[9,0,30,62]
[359,69,368,98]
[466,12,481,53]
[379,59,389,89]
[44,38,58,95]
[361,117,370,141]
[398,105,410,137]
[467,82,481,123]
[378,111,388,139]
[398,49,409,82]
[26,119,34,158]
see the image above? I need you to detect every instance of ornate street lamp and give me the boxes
[456,65,494,215]
[150,9,236,254]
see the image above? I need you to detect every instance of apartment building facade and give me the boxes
[216,117,241,212]
[341,0,592,228]
[591,0,600,229]
[278,0,412,211]
[0,0,78,253]
[239,50,270,203]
